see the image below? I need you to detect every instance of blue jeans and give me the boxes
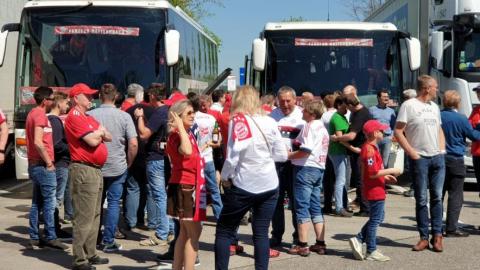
[356,200,385,253]
[205,161,223,220]
[409,154,446,239]
[146,159,169,240]
[55,166,73,220]
[378,136,392,168]
[293,166,324,224]
[29,165,57,241]
[215,185,278,270]
[101,171,127,244]
[124,170,148,228]
[329,155,348,213]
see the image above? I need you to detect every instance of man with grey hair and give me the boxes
[403,89,417,100]
[301,91,314,106]
[269,86,305,247]
[121,83,144,111]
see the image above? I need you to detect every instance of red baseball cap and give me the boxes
[163,92,186,106]
[363,120,389,135]
[69,83,98,98]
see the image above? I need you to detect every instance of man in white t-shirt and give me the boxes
[394,75,446,252]
[210,89,226,112]
[269,86,305,246]
[192,98,223,220]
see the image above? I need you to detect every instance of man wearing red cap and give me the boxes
[65,83,112,270]
[349,120,400,262]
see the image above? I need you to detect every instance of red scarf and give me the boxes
[189,132,207,222]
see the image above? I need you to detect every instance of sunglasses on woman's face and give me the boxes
[182,110,195,117]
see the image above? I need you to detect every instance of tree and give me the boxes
[343,0,386,21]
[168,0,224,47]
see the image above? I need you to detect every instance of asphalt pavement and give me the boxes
[1,180,480,270]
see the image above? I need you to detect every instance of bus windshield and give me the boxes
[456,31,480,73]
[16,6,167,119]
[265,30,401,107]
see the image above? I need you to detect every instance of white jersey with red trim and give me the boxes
[221,114,288,194]
[269,106,305,151]
[291,119,329,169]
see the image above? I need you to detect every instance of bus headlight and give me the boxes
[15,138,28,158]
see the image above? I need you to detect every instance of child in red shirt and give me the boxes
[349,120,401,262]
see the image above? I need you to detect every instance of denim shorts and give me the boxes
[294,166,325,224]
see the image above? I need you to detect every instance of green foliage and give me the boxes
[168,0,223,48]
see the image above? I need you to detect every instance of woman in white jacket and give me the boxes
[214,85,288,270]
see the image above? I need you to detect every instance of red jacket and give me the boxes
[469,105,480,156]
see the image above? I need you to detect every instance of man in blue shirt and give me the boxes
[369,89,396,167]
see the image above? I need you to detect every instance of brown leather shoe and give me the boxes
[412,239,429,251]
[431,234,443,252]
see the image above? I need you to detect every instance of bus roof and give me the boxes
[24,0,217,44]
[264,21,398,32]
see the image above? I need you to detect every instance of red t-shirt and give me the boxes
[360,142,386,201]
[166,131,199,185]
[469,105,480,156]
[120,100,134,112]
[26,107,54,162]
[64,107,108,166]
[0,109,6,124]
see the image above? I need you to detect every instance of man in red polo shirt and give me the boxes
[65,83,112,270]
[26,86,69,251]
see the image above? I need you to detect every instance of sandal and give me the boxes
[269,248,280,258]
[139,235,168,246]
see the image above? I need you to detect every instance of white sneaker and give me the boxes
[349,237,364,260]
[366,250,390,262]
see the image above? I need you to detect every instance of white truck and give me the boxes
[0,0,28,177]
[366,0,480,181]
[248,21,421,109]
[0,0,219,179]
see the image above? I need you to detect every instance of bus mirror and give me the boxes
[252,38,266,71]
[165,29,180,66]
[0,29,9,67]
[431,31,444,70]
[406,37,421,71]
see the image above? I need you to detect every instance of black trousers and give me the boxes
[442,155,466,232]
[271,161,298,241]
[350,153,369,213]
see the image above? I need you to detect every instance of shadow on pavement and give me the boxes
[0,232,71,269]
[114,248,159,264]
[380,222,418,232]
[6,225,29,235]
[5,204,31,212]
[325,248,356,260]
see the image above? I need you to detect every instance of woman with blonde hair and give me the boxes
[215,85,288,270]
[165,99,206,270]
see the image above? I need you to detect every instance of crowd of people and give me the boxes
[0,74,478,269]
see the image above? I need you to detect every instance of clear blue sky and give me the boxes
[202,0,353,81]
